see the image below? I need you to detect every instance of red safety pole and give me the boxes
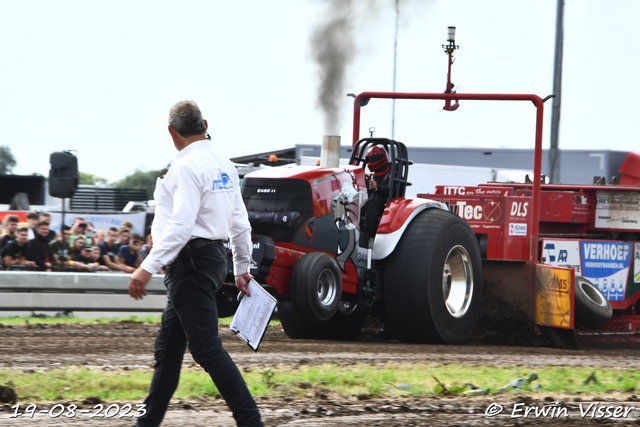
[352,91,545,265]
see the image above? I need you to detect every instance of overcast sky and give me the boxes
[2,0,639,183]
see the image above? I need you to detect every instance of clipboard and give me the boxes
[229,279,277,352]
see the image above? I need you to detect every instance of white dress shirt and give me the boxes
[140,140,252,276]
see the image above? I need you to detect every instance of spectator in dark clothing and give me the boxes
[71,244,105,271]
[0,215,19,250]
[99,227,125,271]
[50,225,72,269]
[26,220,54,271]
[2,227,35,268]
[73,245,95,264]
[90,245,107,270]
[40,213,57,241]
[117,233,143,273]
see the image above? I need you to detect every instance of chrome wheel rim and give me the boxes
[317,268,338,307]
[442,245,474,318]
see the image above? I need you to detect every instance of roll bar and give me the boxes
[351,91,545,264]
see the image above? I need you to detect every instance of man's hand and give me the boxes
[368,179,378,191]
[235,273,253,297]
[129,267,152,300]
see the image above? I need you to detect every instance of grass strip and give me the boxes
[0,315,163,325]
[1,363,638,403]
[0,315,282,326]
[0,315,243,326]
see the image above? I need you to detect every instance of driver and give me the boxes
[360,146,391,248]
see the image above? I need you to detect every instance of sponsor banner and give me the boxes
[509,223,527,236]
[48,212,147,236]
[581,241,632,301]
[635,243,640,284]
[542,239,581,275]
[594,191,640,230]
[0,211,29,223]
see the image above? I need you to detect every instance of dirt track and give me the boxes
[1,321,640,426]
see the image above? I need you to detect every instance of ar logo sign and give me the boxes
[544,243,568,263]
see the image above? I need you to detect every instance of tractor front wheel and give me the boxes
[384,208,483,344]
[290,252,342,322]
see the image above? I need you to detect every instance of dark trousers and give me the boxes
[136,243,262,427]
[360,197,385,248]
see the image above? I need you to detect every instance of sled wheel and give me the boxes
[290,252,342,322]
[574,276,612,329]
[384,208,483,344]
[216,285,240,319]
[278,301,366,340]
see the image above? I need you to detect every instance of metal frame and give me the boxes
[352,91,545,264]
[348,137,411,204]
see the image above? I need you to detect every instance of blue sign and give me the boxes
[581,241,632,301]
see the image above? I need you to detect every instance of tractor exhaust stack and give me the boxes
[321,135,341,167]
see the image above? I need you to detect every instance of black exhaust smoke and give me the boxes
[311,0,356,136]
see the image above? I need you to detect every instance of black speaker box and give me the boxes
[49,151,78,198]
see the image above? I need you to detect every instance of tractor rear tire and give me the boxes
[384,208,483,344]
[278,301,366,340]
[290,252,342,322]
[574,276,612,329]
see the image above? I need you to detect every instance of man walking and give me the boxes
[128,100,262,427]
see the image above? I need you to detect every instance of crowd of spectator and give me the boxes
[0,212,155,273]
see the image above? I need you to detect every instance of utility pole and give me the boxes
[391,0,399,140]
[549,0,564,183]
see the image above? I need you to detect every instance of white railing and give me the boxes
[0,271,167,312]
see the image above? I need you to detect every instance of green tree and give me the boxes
[79,172,109,185]
[0,145,17,174]
[113,164,170,200]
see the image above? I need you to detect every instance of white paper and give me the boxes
[229,279,277,352]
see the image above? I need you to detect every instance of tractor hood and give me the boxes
[244,165,362,181]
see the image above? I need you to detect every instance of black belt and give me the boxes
[176,238,223,272]
[187,238,223,251]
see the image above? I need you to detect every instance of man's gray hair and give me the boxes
[168,100,207,137]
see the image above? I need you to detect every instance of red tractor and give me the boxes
[240,136,483,344]
[228,30,640,348]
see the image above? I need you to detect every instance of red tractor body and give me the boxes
[231,32,640,347]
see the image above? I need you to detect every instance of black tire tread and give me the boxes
[574,276,613,329]
[384,208,483,344]
[290,252,342,322]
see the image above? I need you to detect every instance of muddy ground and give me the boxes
[1,321,640,426]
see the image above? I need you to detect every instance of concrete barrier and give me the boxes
[0,271,167,312]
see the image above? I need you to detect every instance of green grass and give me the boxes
[0,315,162,325]
[0,315,243,325]
[1,363,638,403]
